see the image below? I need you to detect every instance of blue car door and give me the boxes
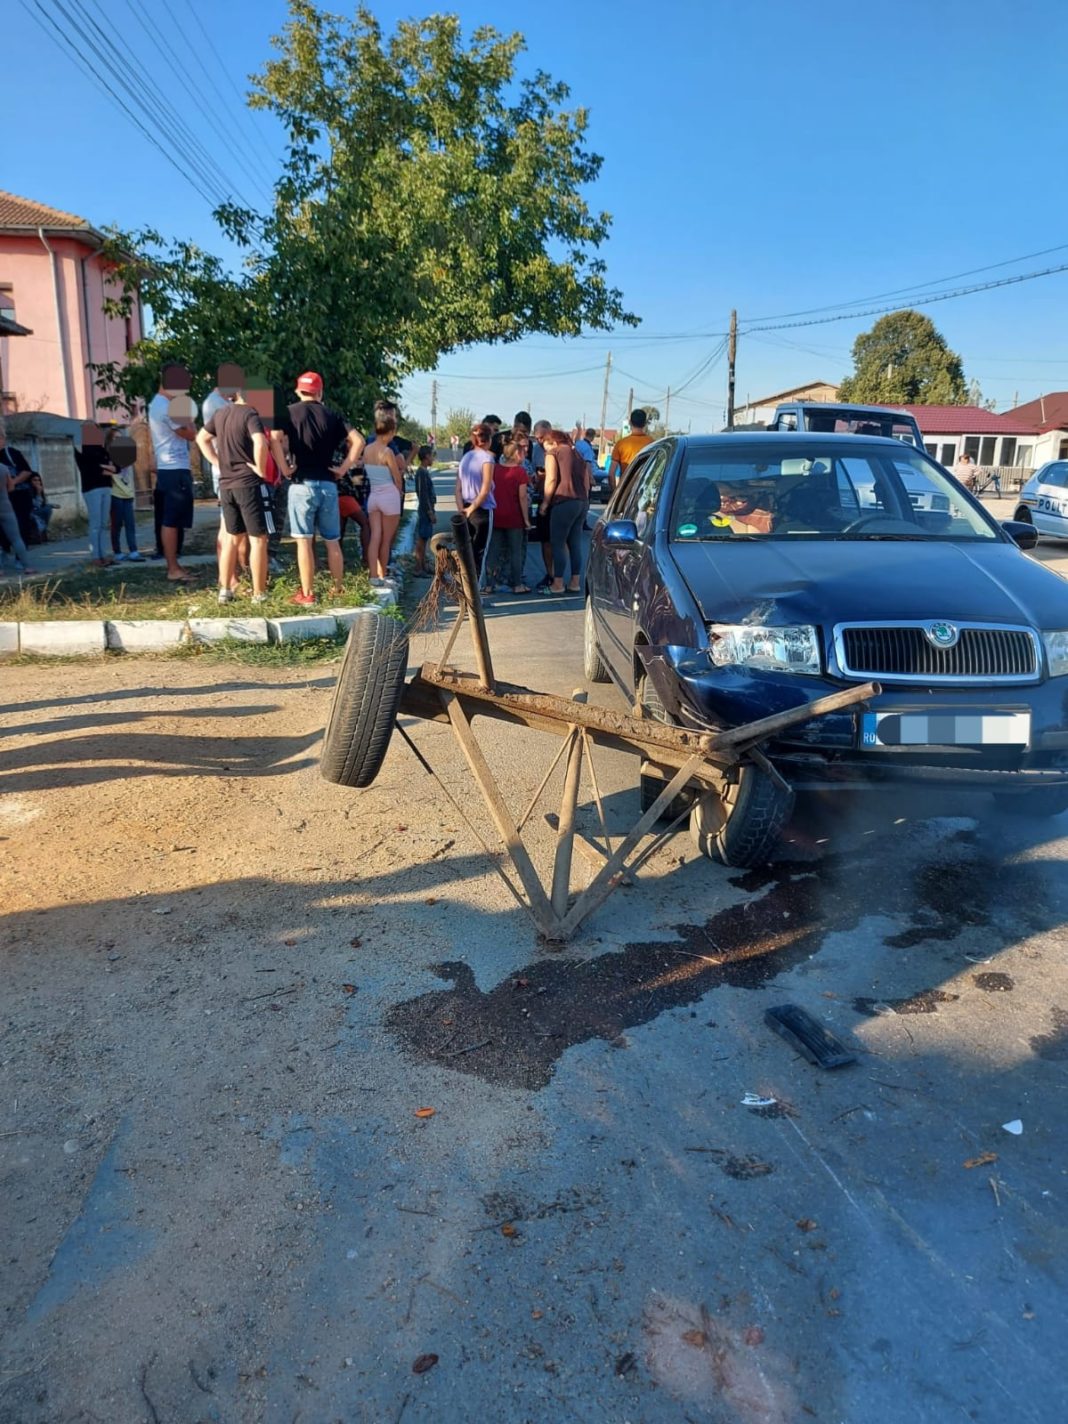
[595,446,671,689]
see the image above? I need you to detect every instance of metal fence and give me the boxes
[970,466,1033,496]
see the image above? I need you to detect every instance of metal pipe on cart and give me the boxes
[450,512,496,692]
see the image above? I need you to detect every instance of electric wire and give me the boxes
[22,0,223,210]
[742,260,1068,334]
[50,0,237,210]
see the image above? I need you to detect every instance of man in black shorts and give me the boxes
[196,382,272,604]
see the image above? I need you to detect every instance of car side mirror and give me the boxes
[1001,519,1038,550]
[603,519,638,547]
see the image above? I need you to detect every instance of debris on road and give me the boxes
[764,1004,857,1069]
[963,1152,997,1169]
[414,1107,436,1119]
[1002,1119,1023,1135]
[741,1093,777,1108]
[411,1353,438,1374]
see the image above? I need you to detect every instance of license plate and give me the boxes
[861,711,1031,748]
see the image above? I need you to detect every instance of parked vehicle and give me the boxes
[768,401,924,448]
[584,433,1068,866]
[1015,461,1068,540]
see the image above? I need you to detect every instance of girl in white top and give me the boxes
[363,413,404,583]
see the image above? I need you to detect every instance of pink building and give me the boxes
[0,189,143,420]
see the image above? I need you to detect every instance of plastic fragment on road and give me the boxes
[741,1093,778,1108]
[764,1004,857,1070]
[1002,1119,1023,1135]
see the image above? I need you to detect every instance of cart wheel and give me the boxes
[689,765,794,868]
[583,597,610,683]
[320,614,409,788]
[638,675,696,821]
[992,786,1068,818]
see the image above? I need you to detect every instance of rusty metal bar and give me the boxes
[450,513,495,692]
[440,690,559,938]
[706,682,881,751]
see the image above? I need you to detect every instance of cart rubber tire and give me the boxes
[993,787,1068,818]
[689,765,794,868]
[638,674,696,821]
[584,597,610,683]
[320,614,409,788]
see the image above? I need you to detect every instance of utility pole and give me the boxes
[664,388,671,433]
[726,309,737,430]
[626,386,634,424]
[599,351,612,455]
[430,378,438,441]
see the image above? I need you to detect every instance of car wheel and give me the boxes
[689,765,794,868]
[583,597,610,683]
[993,787,1068,819]
[1014,506,1033,524]
[638,674,696,821]
[320,613,409,787]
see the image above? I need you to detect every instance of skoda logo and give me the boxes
[926,621,960,649]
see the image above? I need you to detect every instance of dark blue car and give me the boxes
[583,433,1068,866]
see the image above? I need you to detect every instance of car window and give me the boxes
[619,448,669,539]
[611,454,650,521]
[1038,462,1068,489]
[669,442,998,542]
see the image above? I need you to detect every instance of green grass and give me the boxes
[1,554,379,622]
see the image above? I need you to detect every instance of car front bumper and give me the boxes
[643,646,1068,791]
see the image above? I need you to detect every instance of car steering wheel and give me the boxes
[842,513,921,535]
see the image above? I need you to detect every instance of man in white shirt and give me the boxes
[147,362,197,581]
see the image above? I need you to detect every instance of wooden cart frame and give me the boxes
[394,516,879,942]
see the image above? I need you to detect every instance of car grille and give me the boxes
[835,623,1039,683]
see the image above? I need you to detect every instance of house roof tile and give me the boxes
[0,189,102,242]
[896,404,1038,435]
[1002,392,1068,433]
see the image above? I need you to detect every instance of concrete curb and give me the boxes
[1,586,400,658]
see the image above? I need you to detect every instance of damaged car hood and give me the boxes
[669,539,1068,629]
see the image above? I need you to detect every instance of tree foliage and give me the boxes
[838,310,967,406]
[442,406,476,443]
[96,3,635,419]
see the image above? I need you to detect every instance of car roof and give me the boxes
[774,400,912,416]
[675,431,922,452]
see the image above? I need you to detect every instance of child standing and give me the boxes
[108,430,145,562]
[414,444,437,575]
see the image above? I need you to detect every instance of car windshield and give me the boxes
[670,442,1000,542]
[800,408,919,443]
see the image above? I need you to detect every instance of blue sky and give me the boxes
[7,0,1068,430]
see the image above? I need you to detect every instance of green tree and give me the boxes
[442,407,476,443]
[838,310,967,405]
[97,3,635,420]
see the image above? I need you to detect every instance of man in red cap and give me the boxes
[272,373,364,604]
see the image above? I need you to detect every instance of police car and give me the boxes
[1015,460,1068,540]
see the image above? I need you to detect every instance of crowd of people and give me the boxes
[451,407,652,597]
[1,365,660,604]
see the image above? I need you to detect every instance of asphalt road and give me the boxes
[1,486,1067,1423]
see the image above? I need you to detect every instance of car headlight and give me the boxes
[1043,630,1068,677]
[708,624,822,675]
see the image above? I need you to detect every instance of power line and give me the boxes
[125,0,275,204]
[746,240,1068,324]
[50,0,238,210]
[743,260,1068,334]
[101,0,267,210]
[22,0,223,210]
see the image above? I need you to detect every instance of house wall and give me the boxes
[0,234,141,421]
[735,383,840,425]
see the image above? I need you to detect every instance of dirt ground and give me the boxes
[2,616,1068,1422]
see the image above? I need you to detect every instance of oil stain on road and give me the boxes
[386,827,1055,1089]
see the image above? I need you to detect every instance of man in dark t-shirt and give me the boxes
[196,391,272,603]
[270,372,364,605]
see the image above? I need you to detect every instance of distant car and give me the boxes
[583,433,1068,867]
[1015,461,1068,540]
[768,401,925,448]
